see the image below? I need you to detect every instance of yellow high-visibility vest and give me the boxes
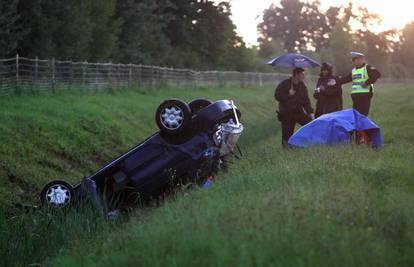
[351,65,373,94]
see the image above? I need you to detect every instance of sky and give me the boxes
[216,0,414,45]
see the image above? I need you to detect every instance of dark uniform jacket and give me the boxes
[274,78,313,115]
[338,63,381,88]
[314,75,343,117]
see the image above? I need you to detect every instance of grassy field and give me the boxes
[1,84,414,266]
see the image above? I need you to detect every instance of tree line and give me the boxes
[0,0,256,71]
[1,0,414,77]
[258,0,414,78]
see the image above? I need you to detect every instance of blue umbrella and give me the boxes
[267,53,321,68]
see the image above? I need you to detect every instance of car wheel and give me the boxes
[156,99,192,135]
[189,98,212,113]
[40,180,74,208]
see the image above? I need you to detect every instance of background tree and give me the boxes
[258,0,402,76]
[189,1,241,70]
[0,0,411,77]
[394,22,414,76]
[0,0,25,57]
[258,37,286,59]
[328,23,357,74]
[258,0,330,53]
[160,0,250,70]
[114,0,172,65]
[17,0,94,60]
[51,0,94,60]
[89,0,122,61]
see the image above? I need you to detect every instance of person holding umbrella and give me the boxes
[268,54,319,148]
[314,62,343,118]
[274,67,314,148]
[268,53,319,148]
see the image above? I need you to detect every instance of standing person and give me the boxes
[314,62,343,118]
[338,52,381,116]
[275,67,314,148]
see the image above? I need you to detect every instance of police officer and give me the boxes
[275,67,314,148]
[338,52,381,116]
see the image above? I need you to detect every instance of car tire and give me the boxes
[40,180,74,208]
[156,99,192,135]
[189,98,212,113]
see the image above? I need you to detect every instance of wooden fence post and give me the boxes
[259,73,263,87]
[51,58,56,93]
[150,66,154,88]
[15,54,20,94]
[138,65,142,88]
[69,61,73,89]
[15,54,19,83]
[193,71,197,89]
[95,64,99,91]
[128,63,132,88]
[117,63,120,88]
[108,62,112,89]
[34,57,38,85]
[82,61,87,88]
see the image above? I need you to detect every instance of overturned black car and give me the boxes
[40,98,243,211]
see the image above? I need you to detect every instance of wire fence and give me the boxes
[0,55,284,96]
[0,55,410,96]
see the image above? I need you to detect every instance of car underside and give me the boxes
[40,98,244,213]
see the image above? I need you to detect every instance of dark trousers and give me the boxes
[279,112,311,148]
[352,93,372,116]
[315,97,343,118]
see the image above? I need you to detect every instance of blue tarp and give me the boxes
[288,109,382,148]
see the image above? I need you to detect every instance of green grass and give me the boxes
[1,84,414,266]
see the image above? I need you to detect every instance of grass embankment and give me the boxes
[1,84,414,266]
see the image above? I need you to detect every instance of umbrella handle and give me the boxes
[289,79,296,94]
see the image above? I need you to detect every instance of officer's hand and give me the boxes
[310,113,315,120]
[289,88,296,96]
